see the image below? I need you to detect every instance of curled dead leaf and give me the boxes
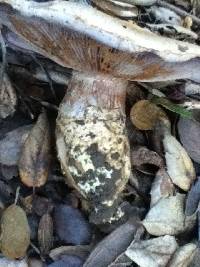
[150,168,175,207]
[149,6,182,26]
[189,247,200,267]
[185,177,200,216]
[83,221,138,267]
[108,253,132,267]
[0,204,30,259]
[0,74,17,119]
[178,115,200,164]
[38,213,53,255]
[50,245,91,261]
[143,193,196,236]
[18,112,51,187]
[163,134,196,191]
[168,243,197,267]
[192,0,200,16]
[130,100,167,130]
[125,235,178,267]
[131,146,164,172]
[0,125,32,167]
[150,115,171,156]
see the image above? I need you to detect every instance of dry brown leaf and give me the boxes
[0,125,32,167]
[108,253,132,267]
[149,6,182,25]
[150,168,175,207]
[83,221,138,267]
[0,74,17,119]
[38,213,53,255]
[191,0,200,16]
[0,204,30,259]
[131,146,164,171]
[188,247,200,267]
[185,177,200,216]
[168,243,197,267]
[108,226,145,267]
[18,112,51,187]
[130,169,154,196]
[178,115,200,164]
[50,245,91,261]
[130,100,167,130]
[125,235,178,267]
[163,134,196,191]
[143,193,196,236]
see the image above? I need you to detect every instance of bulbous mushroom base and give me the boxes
[56,72,131,224]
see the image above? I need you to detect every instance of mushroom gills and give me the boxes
[56,71,131,224]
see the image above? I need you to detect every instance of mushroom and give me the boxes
[1,0,200,224]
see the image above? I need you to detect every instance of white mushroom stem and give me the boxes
[56,71,130,224]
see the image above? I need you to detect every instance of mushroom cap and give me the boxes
[1,0,200,82]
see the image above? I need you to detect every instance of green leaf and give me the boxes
[151,97,193,119]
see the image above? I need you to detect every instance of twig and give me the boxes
[30,96,58,111]
[30,242,45,261]
[113,0,156,6]
[0,27,7,86]
[31,55,58,101]
[14,186,20,205]
[182,100,200,110]
[13,83,35,119]
[157,0,200,25]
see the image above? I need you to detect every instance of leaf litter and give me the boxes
[0,0,200,266]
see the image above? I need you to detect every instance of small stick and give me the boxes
[182,100,200,110]
[14,186,20,205]
[113,0,156,6]
[13,83,35,119]
[30,242,45,261]
[0,27,7,87]
[30,96,58,111]
[31,55,58,101]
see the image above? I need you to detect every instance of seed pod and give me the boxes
[0,204,30,259]
[130,100,167,130]
[38,213,53,255]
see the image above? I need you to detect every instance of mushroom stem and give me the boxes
[56,71,131,224]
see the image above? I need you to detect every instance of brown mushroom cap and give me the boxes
[1,0,200,82]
